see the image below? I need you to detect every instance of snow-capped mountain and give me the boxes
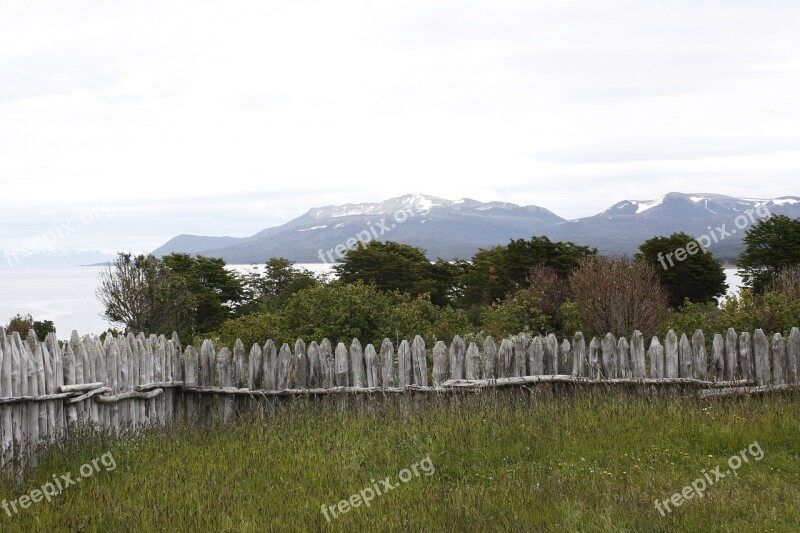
[547,192,800,259]
[152,192,800,263]
[153,194,565,262]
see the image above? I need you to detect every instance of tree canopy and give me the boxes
[637,232,728,308]
[737,215,800,293]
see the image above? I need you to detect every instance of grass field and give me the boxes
[1,388,799,532]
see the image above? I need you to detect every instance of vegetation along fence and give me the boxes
[1,326,799,472]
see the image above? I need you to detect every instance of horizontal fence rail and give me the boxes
[1,326,799,472]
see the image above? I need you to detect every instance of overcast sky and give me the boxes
[1,0,798,253]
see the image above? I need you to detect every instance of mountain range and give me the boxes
[152,192,800,264]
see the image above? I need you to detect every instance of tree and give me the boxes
[333,241,460,306]
[211,281,470,348]
[97,253,193,336]
[161,253,244,334]
[568,255,669,338]
[460,236,596,307]
[636,232,728,307]
[737,214,800,293]
[4,314,56,340]
[239,258,321,314]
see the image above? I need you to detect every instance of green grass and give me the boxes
[2,388,800,532]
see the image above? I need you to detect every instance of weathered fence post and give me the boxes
[529,336,545,376]
[678,333,692,379]
[295,339,307,390]
[772,333,785,386]
[482,337,497,379]
[649,336,664,378]
[450,336,466,380]
[432,341,448,386]
[711,334,725,382]
[412,336,428,386]
[630,331,645,379]
[738,332,753,382]
[788,327,800,385]
[588,337,600,379]
[692,330,706,381]
[601,333,617,379]
[497,338,512,379]
[465,342,481,380]
[513,333,528,377]
[665,330,678,379]
[617,337,629,378]
[184,346,199,423]
[725,328,738,381]
[546,334,558,375]
[249,343,263,408]
[320,339,334,389]
[277,343,292,390]
[753,329,770,386]
[335,342,349,387]
[262,340,277,391]
[380,339,394,388]
[306,341,319,389]
[350,339,365,388]
[217,347,233,423]
[398,340,412,388]
[572,333,586,378]
[364,344,379,388]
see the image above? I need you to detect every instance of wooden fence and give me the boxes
[1,326,799,472]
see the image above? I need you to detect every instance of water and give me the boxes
[0,265,743,336]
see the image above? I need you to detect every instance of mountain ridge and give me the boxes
[151,192,800,263]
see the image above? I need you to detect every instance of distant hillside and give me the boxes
[150,192,800,264]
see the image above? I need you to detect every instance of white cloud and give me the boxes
[1,0,798,250]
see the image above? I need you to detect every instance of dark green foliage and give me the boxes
[637,232,728,307]
[238,257,322,314]
[737,214,800,293]
[333,241,461,306]
[211,281,471,349]
[161,253,244,335]
[4,313,55,340]
[460,236,596,307]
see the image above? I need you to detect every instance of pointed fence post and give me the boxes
[753,329,770,386]
[787,327,800,385]
[432,341,448,386]
[465,342,481,380]
[664,330,678,379]
[513,333,528,377]
[601,333,617,379]
[380,339,394,388]
[482,337,497,379]
[529,336,545,376]
[630,331,645,379]
[772,333,786,386]
[412,336,428,386]
[449,336,466,380]
[398,340,412,388]
[711,334,725,382]
[350,339,365,388]
[588,337,601,379]
[678,333,692,379]
[725,328,738,381]
[649,336,664,378]
[572,333,586,378]
[617,337,629,378]
[364,344,379,388]
[692,330,707,381]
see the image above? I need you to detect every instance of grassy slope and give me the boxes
[1,389,799,532]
